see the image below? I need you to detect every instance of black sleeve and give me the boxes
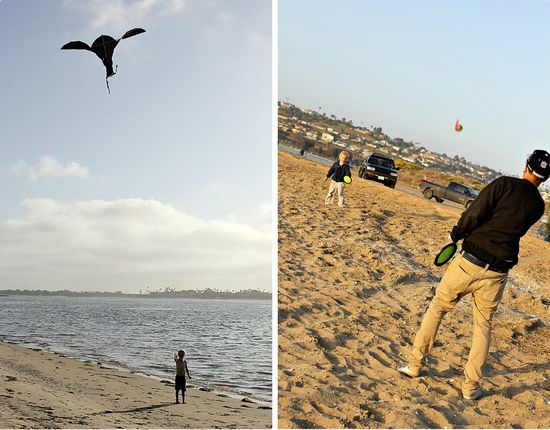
[450,178,505,242]
[326,163,336,178]
[344,164,351,177]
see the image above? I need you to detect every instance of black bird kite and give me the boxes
[61,28,146,93]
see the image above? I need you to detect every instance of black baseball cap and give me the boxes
[527,149,550,180]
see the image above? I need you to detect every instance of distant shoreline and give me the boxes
[0,288,271,300]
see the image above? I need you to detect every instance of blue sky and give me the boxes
[0,0,272,292]
[279,0,550,176]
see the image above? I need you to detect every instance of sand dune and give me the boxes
[278,151,549,429]
[0,341,271,429]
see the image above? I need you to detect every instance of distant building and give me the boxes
[321,132,334,143]
[356,129,372,136]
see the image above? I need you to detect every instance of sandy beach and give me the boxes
[278,151,549,429]
[0,341,271,429]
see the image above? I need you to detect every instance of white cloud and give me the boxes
[11,156,90,181]
[0,198,271,292]
[62,0,189,29]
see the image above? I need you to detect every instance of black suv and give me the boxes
[358,152,399,188]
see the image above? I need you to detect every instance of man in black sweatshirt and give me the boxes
[398,149,550,400]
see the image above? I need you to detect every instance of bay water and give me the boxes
[0,296,272,403]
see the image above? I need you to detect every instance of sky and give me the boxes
[0,0,272,292]
[279,0,550,177]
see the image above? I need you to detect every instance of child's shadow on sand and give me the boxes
[92,403,174,415]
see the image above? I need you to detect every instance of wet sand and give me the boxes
[0,341,271,429]
[278,151,549,429]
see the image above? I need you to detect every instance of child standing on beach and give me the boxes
[174,349,191,404]
[325,150,351,208]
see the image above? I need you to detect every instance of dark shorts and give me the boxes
[175,375,186,391]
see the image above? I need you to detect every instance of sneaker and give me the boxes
[462,389,483,400]
[397,365,420,378]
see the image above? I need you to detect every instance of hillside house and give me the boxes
[321,132,335,143]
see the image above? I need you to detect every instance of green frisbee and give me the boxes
[343,175,352,184]
[434,242,457,266]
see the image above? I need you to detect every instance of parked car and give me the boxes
[420,180,478,208]
[358,153,399,188]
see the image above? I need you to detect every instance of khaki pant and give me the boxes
[409,253,507,394]
[325,180,346,207]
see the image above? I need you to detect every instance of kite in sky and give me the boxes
[61,28,146,93]
[455,119,463,132]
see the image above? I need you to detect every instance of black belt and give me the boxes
[460,251,508,274]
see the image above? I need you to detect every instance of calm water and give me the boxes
[0,296,272,403]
